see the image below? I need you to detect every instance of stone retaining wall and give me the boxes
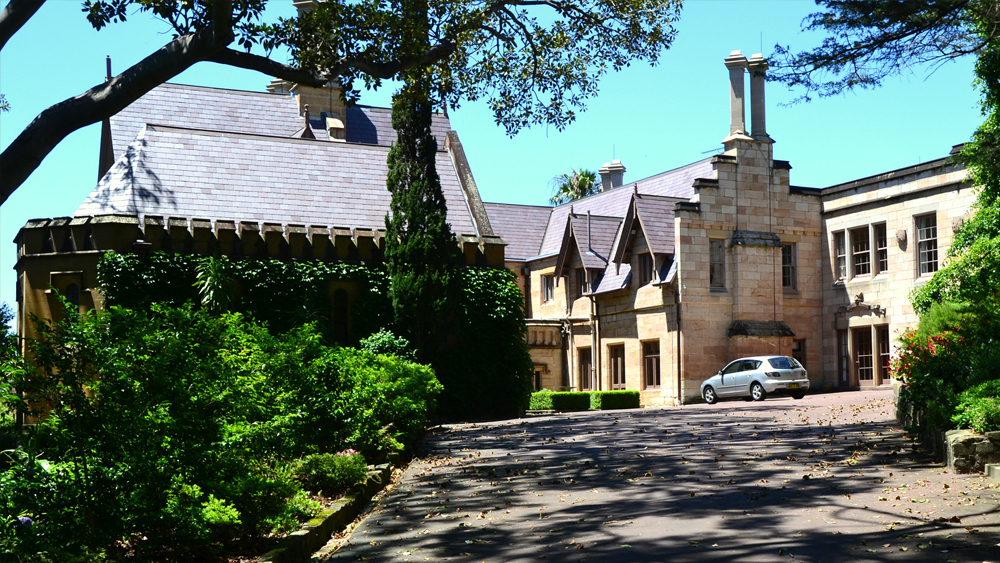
[946,429,1000,473]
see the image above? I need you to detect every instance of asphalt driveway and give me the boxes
[320,389,999,562]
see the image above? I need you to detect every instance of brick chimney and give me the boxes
[723,50,751,142]
[599,160,626,191]
[747,53,772,143]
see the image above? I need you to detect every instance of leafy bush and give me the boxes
[892,304,1000,434]
[952,379,1000,433]
[1,301,438,559]
[292,451,368,495]
[360,329,417,362]
[589,390,640,410]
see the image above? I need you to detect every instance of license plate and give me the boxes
[788,383,799,389]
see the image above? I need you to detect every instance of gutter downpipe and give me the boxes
[674,282,682,405]
[590,294,601,391]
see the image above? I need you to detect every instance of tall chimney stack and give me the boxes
[747,53,771,142]
[723,50,750,142]
[598,160,626,192]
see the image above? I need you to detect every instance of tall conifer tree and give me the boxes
[384,0,458,359]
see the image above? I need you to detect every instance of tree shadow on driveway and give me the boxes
[325,391,999,562]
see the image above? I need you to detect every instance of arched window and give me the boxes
[333,289,349,344]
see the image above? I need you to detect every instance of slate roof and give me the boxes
[537,158,714,256]
[482,202,552,260]
[109,83,452,159]
[590,262,631,295]
[633,194,686,256]
[76,124,478,234]
[568,214,621,269]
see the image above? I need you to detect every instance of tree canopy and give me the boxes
[769,0,999,102]
[0,0,681,206]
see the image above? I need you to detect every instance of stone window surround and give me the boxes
[642,340,661,389]
[709,238,726,289]
[832,221,893,284]
[541,274,555,303]
[781,243,796,291]
[916,213,939,276]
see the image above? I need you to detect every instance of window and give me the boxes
[874,223,888,274]
[917,214,938,275]
[852,227,871,277]
[610,345,626,389]
[643,341,660,389]
[837,330,849,384]
[722,360,743,375]
[541,275,555,303]
[639,253,654,286]
[66,283,80,308]
[834,232,847,281]
[575,268,589,299]
[877,326,891,383]
[781,243,796,289]
[534,370,542,391]
[792,339,806,368]
[855,327,874,383]
[709,239,725,288]
[767,357,794,369]
[579,348,593,390]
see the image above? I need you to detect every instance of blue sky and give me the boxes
[0,1,984,316]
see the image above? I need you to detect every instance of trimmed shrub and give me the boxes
[292,451,368,495]
[589,390,640,410]
[528,392,590,411]
[953,379,1000,433]
[360,329,417,362]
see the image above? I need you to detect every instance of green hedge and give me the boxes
[529,390,640,411]
[589,390,640,410]
[952,379,1000,433]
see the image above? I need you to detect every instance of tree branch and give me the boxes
[0,14,235,205]
[209,48,330,87]
[0,0,45,52]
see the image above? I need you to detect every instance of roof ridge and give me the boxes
[143,123,394,150]
[629,156,714,186]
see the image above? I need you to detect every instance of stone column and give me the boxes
[747,54,772,143]
[724,51,749,140]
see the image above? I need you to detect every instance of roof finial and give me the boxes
[106,55,112,81]
[570,204,575,215]
[633,183,638,195]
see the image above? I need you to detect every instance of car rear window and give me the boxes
[768,357,794,369]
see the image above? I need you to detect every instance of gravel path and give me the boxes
[320,389,999,562]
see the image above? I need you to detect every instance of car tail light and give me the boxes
[765,371,780,378]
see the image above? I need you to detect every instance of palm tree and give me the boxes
[549,169,600,205]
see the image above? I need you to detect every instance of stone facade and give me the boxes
[489,50,976,407]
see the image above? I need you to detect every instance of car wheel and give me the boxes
[790,391,805,400]
[703,386,718,404]
[750,382,766,401]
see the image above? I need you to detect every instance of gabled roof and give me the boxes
[611,193,686,266]
[554,213,622,277]
[589,262,632,295]
[108,82,452,160]
[482,202,552,260]
[537,158,714,257]
[76,124,479,234]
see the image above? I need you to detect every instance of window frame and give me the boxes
[781,243,796,289]
[541,275,555,303]
[579,347,593,391]
[642,340,660,389]
[638,253,654,286]
[575,267,589,299]
[609,344,626,390]
[873,223,888,274]
[851,227,871,278]
[833,231,847,281]
[916,214,939,275]
[709,239,726,289]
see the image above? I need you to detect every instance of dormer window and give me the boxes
[639,253,654,285]
[575,268,589,299]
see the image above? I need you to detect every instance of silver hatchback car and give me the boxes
[701,356,809,404]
